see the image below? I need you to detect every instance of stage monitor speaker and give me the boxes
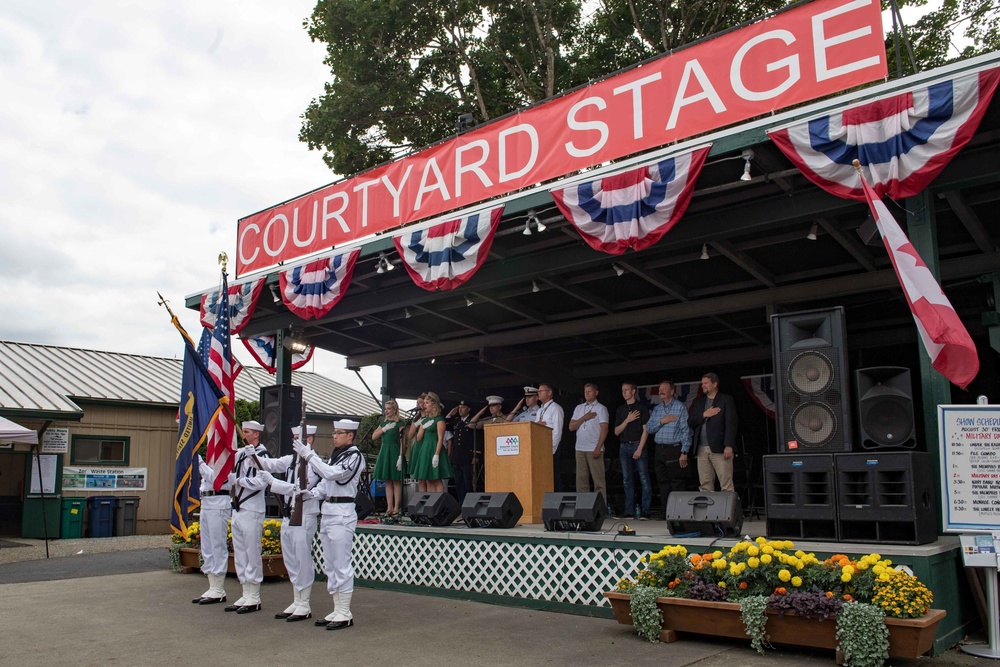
[259,384,302,458]
[408,492,462,527]
[541,492,607,532]
[461,492,523,529]
[665,491,743,537]
[771,307,852,453]
[856,367,916,450]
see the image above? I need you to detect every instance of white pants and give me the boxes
[231,508,264,584]
[281,513,319,591]
[318,506,357,594]
[199,499,231,576]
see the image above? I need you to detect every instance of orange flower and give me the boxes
[690,554,703,565]
[703,552,714,561]
[774,587,787,595]
[739,582,748,590]
[843,594,854,602]
[668,581,677,589]
[825,591,834,598]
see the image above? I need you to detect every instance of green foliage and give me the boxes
[740,594,770,655]
[888,0,1000,77]
[234,398,260,428]
[836,602,890,667]
[355,412,383,460]
[629,586,670,642]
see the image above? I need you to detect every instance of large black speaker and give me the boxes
[541,492,607,532]
[763,454,838,541]
[260,384,302,458]
[408,492,462,527]
[856,367,916,450]
[461,492,523,529]
[835,452,936,544]
[771,307,852,453]
[665,492,743,537]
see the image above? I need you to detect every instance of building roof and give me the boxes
[0,340,380,420]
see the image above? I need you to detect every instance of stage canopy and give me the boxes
[0,416,37,444]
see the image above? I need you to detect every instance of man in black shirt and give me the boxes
[614,382,652,520]
[446,400,477,502]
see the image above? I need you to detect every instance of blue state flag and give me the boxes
[171,327,224,537]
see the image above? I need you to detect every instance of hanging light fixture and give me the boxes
[700,244,710,260]
[269,284,282,304]
[355,318,364,326]
[376,259,385,274]
[807,222,819,241]
[532,280,540,293]
[404,308,411,319]
[740,149,755,181]
[612,263,625,277]
[466,296,474,307]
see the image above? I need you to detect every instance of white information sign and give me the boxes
[41,428,69,454]
[496,434,520,457]
[62,466,148,491]
[939,404,1000,533]
[29,454,58,494]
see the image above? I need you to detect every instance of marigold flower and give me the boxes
[718,582,727,589]
[778,569,791,582]
[747,545,759,557]
[841,573,852,583]
[760,554,772,565]
[748,557,760,569]
[739,582,748,590]
[791,576,803,587]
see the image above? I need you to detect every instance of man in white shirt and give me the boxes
[568,383,609,501]
[225,421,269,614]
[533,383,565,491]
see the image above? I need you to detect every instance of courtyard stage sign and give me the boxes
[237,0,887,276]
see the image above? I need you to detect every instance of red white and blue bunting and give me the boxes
[741,374,776,419]
[639,381,701,413]
[549,146,710,255]
[199,278,264,335]
[240,335,314,374]
[393,206,503,292]
[278,249,360,320]
[769,67,1000,201]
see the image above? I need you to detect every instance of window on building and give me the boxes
[70,436,130,465]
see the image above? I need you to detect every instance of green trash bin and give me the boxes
[61,497,85,539]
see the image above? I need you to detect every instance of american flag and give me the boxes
[206,270,236,490]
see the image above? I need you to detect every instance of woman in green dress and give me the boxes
[408,392,452,494]
[371,399,406,520]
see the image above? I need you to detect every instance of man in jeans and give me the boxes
[645,381,693,515]
[613,382,651,520]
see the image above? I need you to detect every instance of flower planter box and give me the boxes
[603,592,945,659]
[176,548,287,578]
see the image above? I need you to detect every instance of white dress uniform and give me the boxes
[226,444,269,612]
[513,403,541,422]
[259,452,324,620]
[300,438,364,629]
[194,455,231,604]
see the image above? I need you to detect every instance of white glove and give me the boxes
[396,456,403,471]
[227,473,237,485]
[291,438,312,460]
[243,444,255,455]
[295,488,313,500]
[383,421,396,431]
[432,454,439,468]
[259,470,275,485]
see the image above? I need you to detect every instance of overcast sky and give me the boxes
[0,1,387,399]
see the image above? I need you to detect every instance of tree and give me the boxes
[887,0,999,76]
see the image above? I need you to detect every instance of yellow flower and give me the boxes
[756,536,766,545]
[842,565,854,575]
[748,557,760,569]
[713,551,723,559]
[841,572,852,583]
[747,545,759,557]
[778,569,791,582]
[718,581,727,589]
[761,545,774,555]
[264,529,272,537]
[760,554,772,565]
[791,576,803,587]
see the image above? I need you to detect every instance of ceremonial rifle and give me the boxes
[288,400,309,527]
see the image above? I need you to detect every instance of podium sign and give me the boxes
[484,421,553,524]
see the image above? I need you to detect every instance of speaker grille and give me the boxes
[861,396,915,447]
[788,351,834,395]
[790,402,837,447]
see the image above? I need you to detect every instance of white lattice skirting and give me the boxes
[311,529,653,610]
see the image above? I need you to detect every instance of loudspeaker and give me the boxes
[665,491,743,537]
[763,454,838,541]
[259,384,302,458]
[461,492,523,529]
[541,492,607,532]
[856,367,916,450]
[408,492,462,527]
[835,452,936,544]
[771,307,852,453]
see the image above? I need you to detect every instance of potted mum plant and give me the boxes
[170,519,287,577]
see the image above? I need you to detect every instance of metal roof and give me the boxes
[0,340,379,419]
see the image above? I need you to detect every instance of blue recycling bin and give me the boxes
[85,496,117,538]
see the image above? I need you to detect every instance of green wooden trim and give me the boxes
[69,434,131,466]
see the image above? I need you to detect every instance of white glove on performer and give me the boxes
[291,439,313,460]
[383,421,396,431]
[396,456,403,471]
[432,454,439,468]
[258,470,275,485]
[227,473,237,486]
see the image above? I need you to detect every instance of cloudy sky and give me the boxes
[0,1,386,397]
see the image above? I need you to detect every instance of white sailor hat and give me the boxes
[486,395,503,405]
[524,386,539,396]
[241,420,264,432]
[334,419,360,431]
[291,425,318,436]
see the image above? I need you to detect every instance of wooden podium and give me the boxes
[483,421,553,524]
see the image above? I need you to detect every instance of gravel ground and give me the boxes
[0,534,171,565]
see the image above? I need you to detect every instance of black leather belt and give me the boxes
[202,490,229,496]
[658,442,682,447]
[325,497,354,504]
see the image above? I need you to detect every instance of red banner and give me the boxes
[237,0,887,276]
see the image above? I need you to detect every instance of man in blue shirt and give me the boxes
[644,381,693,515]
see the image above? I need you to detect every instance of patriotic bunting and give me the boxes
[769,67,1000,201]
[279,249,360,320]
[393,206,503,292]
[860,173,979,389]
[200,278,264,335]
[639,381,701,413]
[741,374,776,419]
[550,146,710,255]
[241,335,314,374]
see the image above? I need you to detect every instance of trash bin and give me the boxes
[85,496,117,538]
[61,497,86,539]
[113,496,141,536]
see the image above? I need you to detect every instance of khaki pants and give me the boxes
[697,444,734,492]
[575,450,607,501]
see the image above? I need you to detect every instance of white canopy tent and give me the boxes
[0,416,38,444]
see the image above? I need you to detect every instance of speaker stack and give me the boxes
[541,493,607,532]
[408,492,462,527]
[259,384,302,458]
[771,307,852,453]
[665,492,743,537]
[856,367,916,450]
[461,492,523,529]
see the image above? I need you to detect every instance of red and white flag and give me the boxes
[859,175,978,389]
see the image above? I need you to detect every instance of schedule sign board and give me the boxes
[939,405,1000,532]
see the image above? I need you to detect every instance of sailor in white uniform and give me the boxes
[224,421,269,614]
[192,451,232,605]
[293,418,364,630]
[258,424,323,621]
